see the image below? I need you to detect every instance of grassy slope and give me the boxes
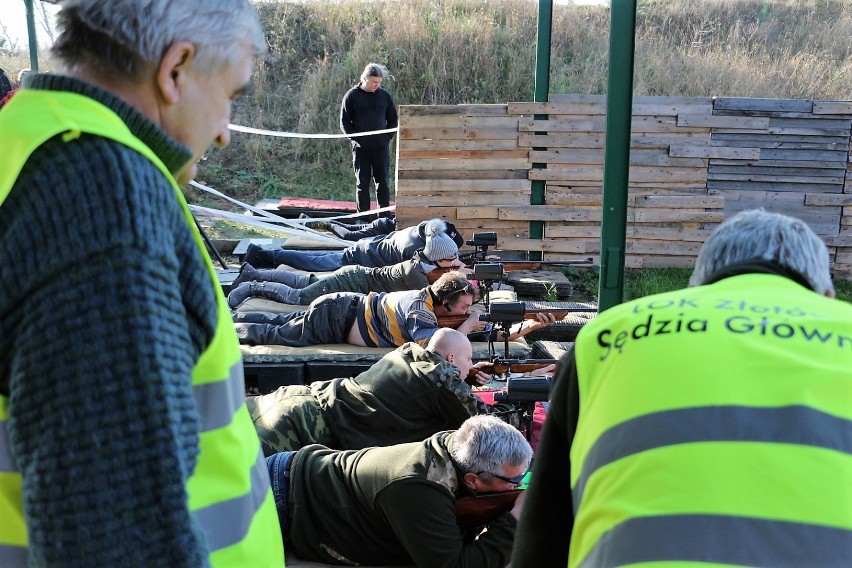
[6,0,847,207]
[193,0,850,207]
[3,0,849,294]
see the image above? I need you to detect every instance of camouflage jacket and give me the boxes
[312,342,509,449]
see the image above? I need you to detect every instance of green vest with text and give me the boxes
[0,89,284,567]
[569,274,852,567]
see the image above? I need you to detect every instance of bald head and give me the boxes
[428,328,475,378]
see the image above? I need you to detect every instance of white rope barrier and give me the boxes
[228,124,398,139]
[190,204,351,248]
[189,180,351,247]
[193,124,398,237]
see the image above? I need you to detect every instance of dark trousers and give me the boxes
[247,246,347,272]
[233,293,361,346]
[352,144,390,212]
[329,217,396,241]
[266,450,296,538]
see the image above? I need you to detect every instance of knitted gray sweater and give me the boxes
[0,74,217,566]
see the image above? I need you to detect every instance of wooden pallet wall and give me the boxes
[395,95,852,275]
[395,104,533,239]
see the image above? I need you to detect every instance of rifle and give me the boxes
[437,307,573,330]
[455,489,522,533]
[426,257,594,283]
[467,358,558,382]
[488,258,595,272]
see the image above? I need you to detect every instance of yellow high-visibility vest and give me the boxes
[569,274,852,567]
[0,88,283,567]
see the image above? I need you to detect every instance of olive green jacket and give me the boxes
[288,431,517,567]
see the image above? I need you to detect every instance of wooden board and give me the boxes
[509,100,712,116]
[528,166,707,184]
[813,101,852,115]
[519,116,710,134]
[669,145,760,160]
[400,104,509,117]
[397,194,530,207]
[397,179,530,192]
[713,98,814,113]
[402,115,521,129]
[399,127,520,140]
[401,157,530,171]
[400,139,522,151]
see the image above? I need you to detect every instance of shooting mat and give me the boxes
[506,270,573,298]
[522,300,598,342]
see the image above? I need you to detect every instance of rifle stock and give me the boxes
[437,308,572,330]
[455,490,522,533]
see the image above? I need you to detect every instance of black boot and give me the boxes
[242,243,275,268]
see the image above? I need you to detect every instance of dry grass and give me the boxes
[212,0,850,206]
[4,0,849,207]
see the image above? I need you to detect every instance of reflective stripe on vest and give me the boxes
[569,275,852,567]
[0,89,283,567]
[0,403,27,564]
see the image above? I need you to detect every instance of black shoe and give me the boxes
[231,262,260,289]
[243,243,264,266]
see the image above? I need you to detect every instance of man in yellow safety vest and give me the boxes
[513,209,852,567]
[0,1,283,566]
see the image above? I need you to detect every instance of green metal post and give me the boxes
[529,0,553,262]
[598,0,637,312]
[24,0,40,72]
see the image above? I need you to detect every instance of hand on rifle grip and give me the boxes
[466,363,493,386]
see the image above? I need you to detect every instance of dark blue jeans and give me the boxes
[266,450,296,537]
[249,247,347,272]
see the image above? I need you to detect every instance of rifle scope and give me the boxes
[493,376,553,404]
[466,231,497,247]
[479,301,525,323]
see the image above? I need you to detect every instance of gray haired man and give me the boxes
[268,414,533,567]
[0,1,282,565]
[513,209,852,567]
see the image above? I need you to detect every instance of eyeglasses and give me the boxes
[438,256,459,262]
[476,469,527,486]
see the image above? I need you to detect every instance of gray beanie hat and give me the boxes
[423,228,459,262]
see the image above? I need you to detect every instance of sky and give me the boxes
[0,0,59,51]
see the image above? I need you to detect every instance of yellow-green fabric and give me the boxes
[569,274,852,567]
[0,89,283,567]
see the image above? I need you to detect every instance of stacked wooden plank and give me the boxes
[709,98,852,275]
[394,95,852,275]
[510,95,725,267]
[395,104,531,240]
